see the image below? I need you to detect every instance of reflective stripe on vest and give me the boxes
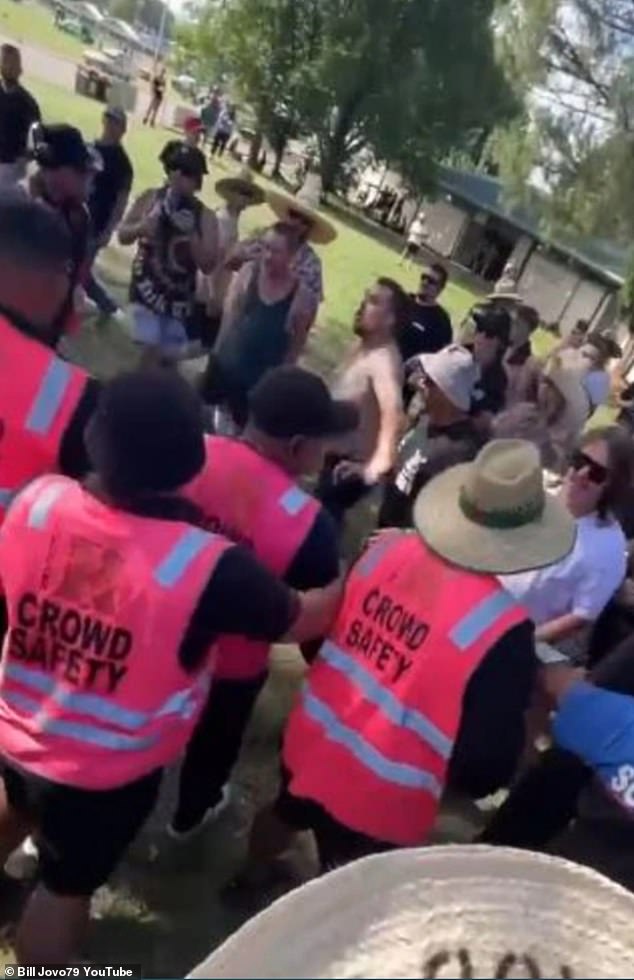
[449,589,518,651]
[154,527,213,586]
[3,689,157,751]
[320,640,452,759]
[25,358,73,435]
[301,687,443,795]
[5,662,203,730]
[279,485,310,517]
[27,482,67,529]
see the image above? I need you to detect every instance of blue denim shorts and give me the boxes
[131,304,188,353]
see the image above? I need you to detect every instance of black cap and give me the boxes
[86,371,206,498]
[31,123,101,173]
[163,142,208,180]
[249,366,359,439]
[472,305,512,346]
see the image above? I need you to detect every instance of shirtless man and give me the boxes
[316,278,406,526]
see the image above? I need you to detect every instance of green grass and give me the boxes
[0,0,84,61]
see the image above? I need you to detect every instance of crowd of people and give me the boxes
[2,38,634,976]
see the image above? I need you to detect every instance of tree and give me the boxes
[180,0,516,191]
[493,0,634,241]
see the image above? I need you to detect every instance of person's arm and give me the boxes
[536,545,627,644]
[364,358,403,483]
[181,544,343,671]
[285,284,315,364]
[117,189,156,246]
[284,508,341,663]
[552,679,634,768]
[213,263,251,350]
[535,613,590,645]
[449,620,537,799]
[57,377,101,479]
[189,206,218,274]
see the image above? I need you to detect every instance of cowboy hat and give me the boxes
[266,173,337,245]
[215,166,265,206]
[187,845,634,978]
[413,439,575,574]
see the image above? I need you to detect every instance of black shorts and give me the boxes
[1,761,162,896]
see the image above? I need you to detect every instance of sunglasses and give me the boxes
[420,274,441,289]
[570,449,608,485]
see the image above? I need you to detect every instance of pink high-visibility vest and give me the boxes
[284,531,527,845]
[0,475,230,789]
[185,435,320,679]
[0,316,88,523]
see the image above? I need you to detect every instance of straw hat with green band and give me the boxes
[413,439,576,574]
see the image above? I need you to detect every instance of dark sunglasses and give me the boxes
[570,449,608,485]
[420,274,441,289]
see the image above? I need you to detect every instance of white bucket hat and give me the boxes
[409,344,478,411]
[188,845,634,978]
[413,439,576,574]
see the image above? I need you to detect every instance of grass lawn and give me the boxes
[0,0,84,61]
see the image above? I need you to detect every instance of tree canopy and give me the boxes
[493,0,634,241]
[179,0,516,191]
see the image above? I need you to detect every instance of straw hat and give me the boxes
[188,845,634,978]
[413,439,575,574]
[215,166,265,206]
[266,172,337,245]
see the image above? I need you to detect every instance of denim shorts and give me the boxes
[131,303,188,353]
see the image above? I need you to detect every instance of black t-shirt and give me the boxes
[397,299,452,363]
[449,620,536,799]
[0,83,40,163]
[88,141,133,237]
[472,356,508,416]
[378,418,483,528]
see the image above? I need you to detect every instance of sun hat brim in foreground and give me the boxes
[187,845,634,979]
[412,462,576,575]
[265,188,337,245]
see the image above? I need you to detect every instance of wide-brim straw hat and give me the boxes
[413,439,575,574]
[187,845,634,978]
[266,173,337,245]
[215,167,265,206]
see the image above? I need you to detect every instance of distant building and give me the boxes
[356,165,628,336]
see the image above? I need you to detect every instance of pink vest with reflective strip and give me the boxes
[0,316,88,524]
[284,531,527,846]
[185,436,320,679]
[0,475,230,789]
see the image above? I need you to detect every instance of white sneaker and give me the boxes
[167,783,232,842]
[4,836,39,880]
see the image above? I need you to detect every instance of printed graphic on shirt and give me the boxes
[6,535,134,695]
[608,763,634,812]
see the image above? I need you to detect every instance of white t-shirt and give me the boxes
[501,513,627,624]
[407,216,427,247]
